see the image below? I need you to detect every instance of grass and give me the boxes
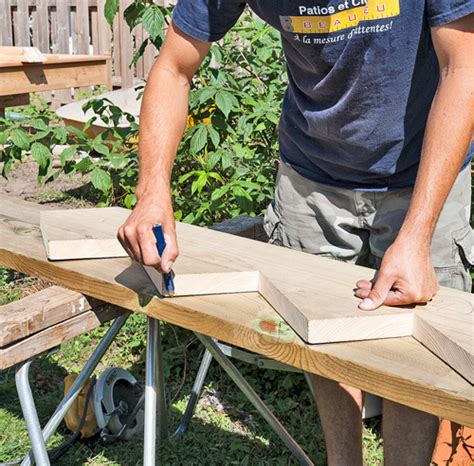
[0,267,384,465]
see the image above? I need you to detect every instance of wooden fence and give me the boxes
[0,0,173,105]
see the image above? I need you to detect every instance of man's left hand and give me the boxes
[354,239,439,311]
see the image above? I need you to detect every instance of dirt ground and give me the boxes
[0,160,93,208]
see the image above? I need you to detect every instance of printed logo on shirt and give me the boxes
[280,0,399,35]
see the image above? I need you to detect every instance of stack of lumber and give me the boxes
[0,286,124,369]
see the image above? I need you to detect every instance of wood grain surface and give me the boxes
[40,208,128,260]
[414,306,473,384]
[0,303,124,369]
[36,206,472,347]
[0,285,96,346]
[0,195,473,425]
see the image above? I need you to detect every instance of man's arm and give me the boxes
[118,23,211,272]
[355,13,474,310]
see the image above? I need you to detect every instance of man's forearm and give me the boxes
[398,71,473,246]
[136,62,191,201]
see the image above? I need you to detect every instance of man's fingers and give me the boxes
[118,225,142,263]
[356,279,373,289]
[358,273,393,311]
[136,224,161,267]
[354,287,371,299]
[160,232,179,273]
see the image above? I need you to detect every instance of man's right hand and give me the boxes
[117,194,179,273]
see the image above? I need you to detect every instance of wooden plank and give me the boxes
[145,268,260,297]
[36,206,471,346]
[0,57,110,96]
[0,46,44,62]
[70,3,77,53]
[90,7,99,54]
[0,0,14,47]
[40,208,128,260]
[0,195,472,426]
[414,309,474,384]
[32,0,52,102]
[0,46,45,63]
[53,0,71,104]
[33,0,49,52]
[96,0,111,55]
[135,24,144,79]
[96,0,112,89]
[0,304,124,370]
[0,285,95,346]
[119,0,133,88]
[33,206,465,345]
[75,0,92,94]
[112,13,121,80]
[14,0,30,46]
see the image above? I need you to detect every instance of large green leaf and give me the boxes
[141,5,164,39]
[104,0,119,25]
[207,125,220,148]
[124,2,145,29]
[30,142,50,168]
[210,185,229,201]
[29,119,49,131]
[190,125,208,155]
[74,157,94,173]
[215,91,234,118]
[91,167,112,193]
[60,146,77,165]
[93,140,110,156]
[232,186,253,213]
[10,129,30,150]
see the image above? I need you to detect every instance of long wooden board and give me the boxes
[413,307,473,384]
[39,207,472,348]
[0,53,111,96]
[40,208,128,260]
[0,195,472,426]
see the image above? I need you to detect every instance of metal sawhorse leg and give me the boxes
[142,317,313,466]
[143,317,168,465]
[20,312,131,466]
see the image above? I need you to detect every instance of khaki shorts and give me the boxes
[264,163,473,292]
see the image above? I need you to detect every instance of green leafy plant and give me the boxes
[1,5,287,225]
[107,2,287,224]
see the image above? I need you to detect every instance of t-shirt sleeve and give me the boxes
[426,0,474,27]
[172,0,247,42]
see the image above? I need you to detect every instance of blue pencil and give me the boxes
[152,224,175,296]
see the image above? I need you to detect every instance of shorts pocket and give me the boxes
[453,225,474,268]
[263,201,283,246]
[436,225,474,292]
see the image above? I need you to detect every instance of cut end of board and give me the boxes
[143,266,261,298]
[40,208,129,261]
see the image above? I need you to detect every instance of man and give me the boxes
[118,1,474,464]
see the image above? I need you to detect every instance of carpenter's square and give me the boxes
[152,224,175,296]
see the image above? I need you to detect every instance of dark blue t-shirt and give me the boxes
[173,0,474,190]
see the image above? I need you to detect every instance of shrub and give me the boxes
[0,4,287,225]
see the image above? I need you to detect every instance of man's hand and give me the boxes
[116,23,211,273]
[117,193,178,273]
[354,239,439,310]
